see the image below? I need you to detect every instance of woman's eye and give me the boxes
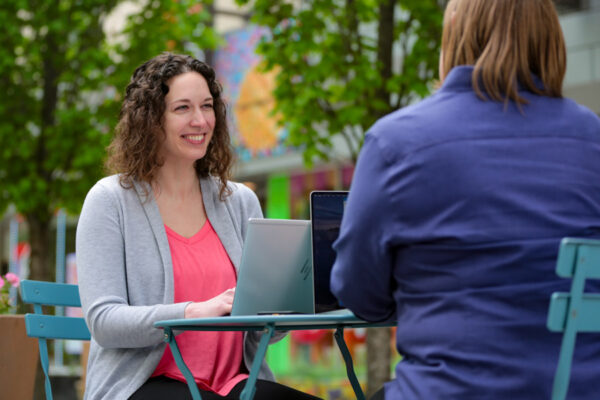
[202,103,214,109]
[175,105,188,111]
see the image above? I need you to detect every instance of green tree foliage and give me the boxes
[0,0,120,282]
[108,0,222,93]
[0,0,220,282]
[236,0,444,165]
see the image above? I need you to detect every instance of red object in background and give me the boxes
[343,328,367,359]
[290,329,334,364]
[16,243,30,261]
[291,329,329,345]
[290,327,374,363]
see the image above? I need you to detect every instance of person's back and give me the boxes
[360,65,600,398]
[330,0,600,398]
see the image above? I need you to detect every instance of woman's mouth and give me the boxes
[182,133,206,144]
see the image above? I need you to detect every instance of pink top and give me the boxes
[151,220,248,395]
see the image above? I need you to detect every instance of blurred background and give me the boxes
[0,0,597,399]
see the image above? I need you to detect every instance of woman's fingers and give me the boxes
[184,288,237,318]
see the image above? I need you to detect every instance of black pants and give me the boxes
[129,376,322,400]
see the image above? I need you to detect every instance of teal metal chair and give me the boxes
[20,280,91,400]
[547,237,600,400]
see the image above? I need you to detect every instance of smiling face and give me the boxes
[160,71,216,168]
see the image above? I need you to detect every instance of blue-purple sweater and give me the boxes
[331,66,600,399]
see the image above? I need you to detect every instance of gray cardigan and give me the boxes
[76,174,278,400]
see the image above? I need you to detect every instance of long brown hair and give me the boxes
[107,53,234,199]
[441,0,566,104]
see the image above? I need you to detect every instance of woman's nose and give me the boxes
[190,108,207,126]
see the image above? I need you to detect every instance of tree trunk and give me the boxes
[375,0,396,117]
[366,326,392,397]
[204,2,215,67]
[26,27,58,284]
[364,0,397,396]
[26,213,53,282]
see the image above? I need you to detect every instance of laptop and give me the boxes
[231,190,350,316]
[309,191,349,313]
[231,219,314,316]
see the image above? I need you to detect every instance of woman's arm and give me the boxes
[76,181,188,348]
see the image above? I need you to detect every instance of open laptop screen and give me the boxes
[310,191,348,312]
[231,219,313,316]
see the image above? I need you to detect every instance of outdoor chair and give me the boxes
[20,280,90,400]
[547,237,600,400]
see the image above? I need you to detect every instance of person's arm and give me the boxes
[331,133,398,322]
[184,288,235,318]
[76,182,188,349]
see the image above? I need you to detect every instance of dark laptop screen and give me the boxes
[310,191,348,312]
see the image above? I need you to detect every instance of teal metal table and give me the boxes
[154,311,386,400]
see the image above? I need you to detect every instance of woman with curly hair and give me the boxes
[76,53,320,400]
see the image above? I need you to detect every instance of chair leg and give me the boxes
[334,327,365,400]
[552,250,587,400]
[38,338,54,400]
[552,329,577,400]
[240,324,275,400]
[163,328,202,400]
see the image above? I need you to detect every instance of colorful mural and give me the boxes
[290,165,355,219]
[214,26,289,161]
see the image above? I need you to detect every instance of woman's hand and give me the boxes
[184,288,235,319]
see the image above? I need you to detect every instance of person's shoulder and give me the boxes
[92,173,134,194]
[561,97,600,132]
[371,97,434,132]
[80,175,127,215]
[365,93,448,161]
[202,177,257,204]
[371,88,454,136]
[96,174,122,188]
[85,174,139,205]
[226,180,258,204]
[529,95,600,142]
[86,174,120,197]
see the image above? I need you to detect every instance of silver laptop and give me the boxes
[231,219,314,316]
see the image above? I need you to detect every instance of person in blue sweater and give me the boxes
[330,0,600,398]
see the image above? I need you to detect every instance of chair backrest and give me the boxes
[20,280,91,400]
[547,237,600,400]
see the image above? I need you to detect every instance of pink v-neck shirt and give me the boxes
[152,220,248,395]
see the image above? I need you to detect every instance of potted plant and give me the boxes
[0,273,40,399]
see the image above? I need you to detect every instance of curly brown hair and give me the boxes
[106,52,234,199]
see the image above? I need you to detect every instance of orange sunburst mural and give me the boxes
[234,65,281,151]
[214,26,289,161]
